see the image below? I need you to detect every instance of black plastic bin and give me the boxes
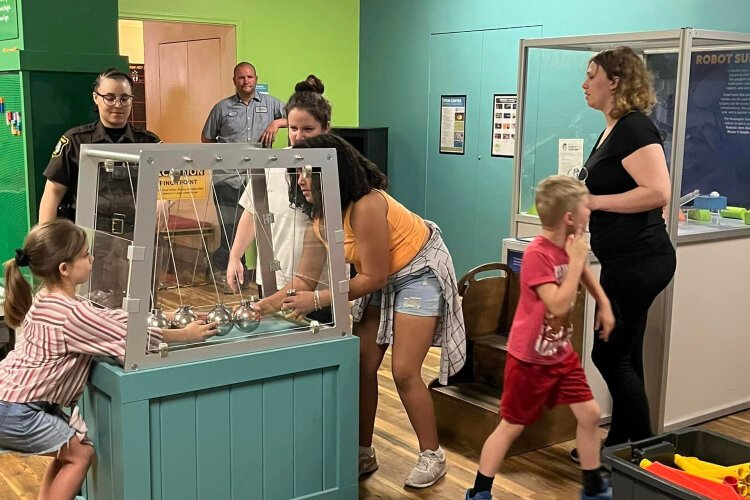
[602,428,750,499]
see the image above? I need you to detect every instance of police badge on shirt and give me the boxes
[52,136,69,158]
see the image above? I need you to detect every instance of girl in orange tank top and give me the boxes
[256,134,465,489]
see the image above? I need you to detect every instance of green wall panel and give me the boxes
[0,0,119,54]
[119,0,360,145]
[27,71,99,214]
[0,71,28,261]
[0,0,19,42]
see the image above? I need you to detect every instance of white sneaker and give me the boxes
[404,447,447,488]
[359,447,379,476]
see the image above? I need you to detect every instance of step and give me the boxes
[430,379,578,457]
[431,382,501,413]
[473,335,509,390]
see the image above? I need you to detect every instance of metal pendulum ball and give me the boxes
[207,303,233,336]
[172,304,198,328]
[146,308,171,329]
[233,295,261,333]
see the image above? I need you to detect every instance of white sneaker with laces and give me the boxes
[404,446,447,488]
[359,446,379,476]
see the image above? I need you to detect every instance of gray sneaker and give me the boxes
[404,447,447,488]
[359,447,379,476]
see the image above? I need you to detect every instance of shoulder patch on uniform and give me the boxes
[52,136,69,158]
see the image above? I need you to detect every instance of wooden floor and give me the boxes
[1,347,749,499]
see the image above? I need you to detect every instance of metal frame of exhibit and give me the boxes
[510,28,750,432]
[76,144,351,372]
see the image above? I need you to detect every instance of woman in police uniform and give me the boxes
[38,67,160,224]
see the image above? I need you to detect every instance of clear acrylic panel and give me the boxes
[84,229,132,310]
[145,165,333,355]
[519,47,602,215]
[94,160,139,239]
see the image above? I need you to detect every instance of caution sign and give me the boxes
[158,169,208,200]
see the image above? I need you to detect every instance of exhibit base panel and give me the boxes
[80,337,359,500]
[663,236,750,430]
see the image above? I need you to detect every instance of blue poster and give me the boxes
[648,50,750,208]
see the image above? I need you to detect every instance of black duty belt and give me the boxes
[96,213,135,236]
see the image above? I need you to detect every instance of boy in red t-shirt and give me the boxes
[466,175,615,500]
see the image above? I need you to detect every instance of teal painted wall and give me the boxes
[119,0,360,140]
[359,0,750,275]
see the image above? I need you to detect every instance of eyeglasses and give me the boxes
[567,166,588,182]
[94,91,134,106]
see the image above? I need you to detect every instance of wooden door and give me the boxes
[143,22,236,256]
[144,21,235,143]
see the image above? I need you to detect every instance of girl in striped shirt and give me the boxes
[0,219,216,500]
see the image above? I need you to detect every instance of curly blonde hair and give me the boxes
[590,46,656,119]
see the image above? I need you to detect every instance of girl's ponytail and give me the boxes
[3,219,87,327]
[3,254,33,328]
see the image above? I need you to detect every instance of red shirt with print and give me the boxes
[506,236,574,365]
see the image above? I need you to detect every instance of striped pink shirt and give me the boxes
[0,292,161,407]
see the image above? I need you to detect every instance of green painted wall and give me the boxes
[360,0,750,275]
[0,0,127,259]
[119,0,360,145]
[0,0,120,54]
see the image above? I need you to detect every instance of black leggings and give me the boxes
[592,250,676,447]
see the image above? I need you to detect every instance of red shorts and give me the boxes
[500,352,594,426]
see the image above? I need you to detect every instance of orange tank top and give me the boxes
[343,190,428,275]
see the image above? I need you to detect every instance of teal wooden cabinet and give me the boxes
[81,336,359,500]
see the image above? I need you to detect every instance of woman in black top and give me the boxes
[580,47,676,449]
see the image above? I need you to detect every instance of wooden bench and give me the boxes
[430,262,585,457]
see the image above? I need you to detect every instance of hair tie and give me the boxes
[14,249,30,267]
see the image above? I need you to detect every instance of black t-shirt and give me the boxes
[583,111,672,262]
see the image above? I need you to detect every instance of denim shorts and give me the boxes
[369,268,445,317]
[0,401,75,455]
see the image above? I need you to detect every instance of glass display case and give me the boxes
[512,28,750,243]
[510,29,750,433]
[75,143,350,372]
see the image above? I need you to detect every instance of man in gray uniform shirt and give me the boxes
[201,61,288,288]
[202,61,287,146]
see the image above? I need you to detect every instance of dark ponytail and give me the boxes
[3,257,33,329]
[3,220,87,328]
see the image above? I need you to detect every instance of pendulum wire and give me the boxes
[162,172,185,305]
[187,170,221,303]
[212,169,246,302]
